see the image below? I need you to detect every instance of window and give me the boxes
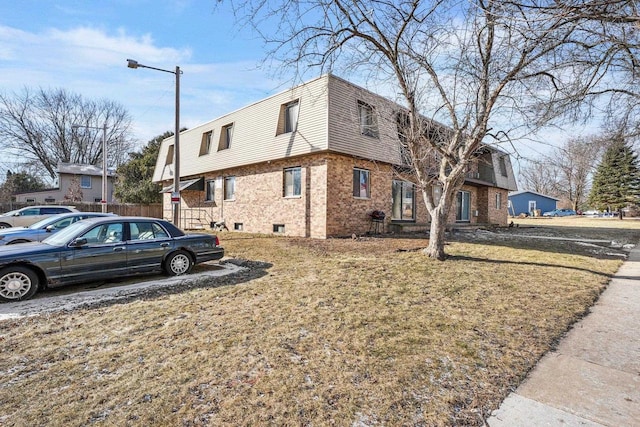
[25,198,36,203]
[205,179,215,202]
[283,167,302,197]
[432,185,442,203]
[495,192,502,209]
[234,223,243,231]
[224,176,235,200]
[273,224,285,233]
[94,198,102,203]
[392,180,415,221]
[358,101,378,138]
[130,221,169,241]
[44,197,55,203]
[218,124,233,151]
[456,191,471,222]
[80,175,91,189]
[41,207,73,214]
[353,168,370,198]
[81,222,124,244]
[165,144,174,165]
[498,156,508,177]
[277,100,300,135]
[199,131,213,156]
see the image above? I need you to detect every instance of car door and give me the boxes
[59,221,128,283]
[126,220,175,273]
[13,207,44,227]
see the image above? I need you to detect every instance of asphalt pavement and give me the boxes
[487,247,640,426]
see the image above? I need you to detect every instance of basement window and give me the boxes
[234,223,243,231]
[273,224,285,233]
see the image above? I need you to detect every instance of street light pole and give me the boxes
[126,59,182,227]
[72,123,109,213]
[101,122,107,213]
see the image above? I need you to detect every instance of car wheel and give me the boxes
[0,222,10,229]
[164,250,193,276]
[0,266,39,301]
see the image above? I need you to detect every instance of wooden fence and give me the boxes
[0,202,163,218]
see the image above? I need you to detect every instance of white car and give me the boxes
[582,210,600,216]
[0,206,78,229]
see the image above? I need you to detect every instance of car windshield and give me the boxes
[0,209,18,217]
[27,216,62,229]
[42,220,90,246]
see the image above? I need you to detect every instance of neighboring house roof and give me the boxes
[508,190,559,201]
[58,162,116,177]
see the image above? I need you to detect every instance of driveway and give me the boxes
[0,261,245,321]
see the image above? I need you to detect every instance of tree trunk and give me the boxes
[424,206,449,260]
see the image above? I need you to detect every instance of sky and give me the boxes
[0,0,603,178]
[0,0,287,167]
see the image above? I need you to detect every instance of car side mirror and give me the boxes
[45,225,55,232]
[69,237,88,247]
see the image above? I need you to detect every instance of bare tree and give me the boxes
[521,135,605,210]
[553,137,604,211]
[0,88,134,182]
[519,161,560,196]
[230,0,639,259]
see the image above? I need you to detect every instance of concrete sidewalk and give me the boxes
[487,247,640,427]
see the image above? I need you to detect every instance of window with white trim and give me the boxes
[224,176,235,200]
[283,167,301,197]
[495,192,502,209]
[80,175,91,189]
[358,101,379,138]
[353,168,370,198]
[205,179,215,202]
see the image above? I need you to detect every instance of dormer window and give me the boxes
[218,124,233,151]
[499,156,508,177]
[277,100,300,135]
[358,101,378,138]
[199,131,213,156]
[165,144,174,165]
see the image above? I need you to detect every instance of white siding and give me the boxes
[153,76,330,182]
[327,76,404,164]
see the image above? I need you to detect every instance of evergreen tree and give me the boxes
[588,139,640,215]
[113,131,173,204]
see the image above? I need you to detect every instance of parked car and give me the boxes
[0,212,115,245]
[0,216,224,301]
[542,208,577,217]
[582,209,600,216]
[0,206,78,229]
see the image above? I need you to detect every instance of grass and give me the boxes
[1,220,637,426]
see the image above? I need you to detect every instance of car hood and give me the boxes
[0,241,54,256]
[0,226,32,235]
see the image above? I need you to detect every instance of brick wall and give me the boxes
[170,152,509,236]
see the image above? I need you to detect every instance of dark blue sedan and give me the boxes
[0,216,224,301]
[0,212,114,245]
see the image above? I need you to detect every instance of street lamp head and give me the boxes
[126,59,139,69]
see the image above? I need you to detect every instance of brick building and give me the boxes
[152,74,517,237]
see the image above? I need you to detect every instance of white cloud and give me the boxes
[0,24,281,148]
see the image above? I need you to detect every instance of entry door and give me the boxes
[456,191,471,222]
[528,200,537,215]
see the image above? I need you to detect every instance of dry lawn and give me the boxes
[1,219,637,426]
